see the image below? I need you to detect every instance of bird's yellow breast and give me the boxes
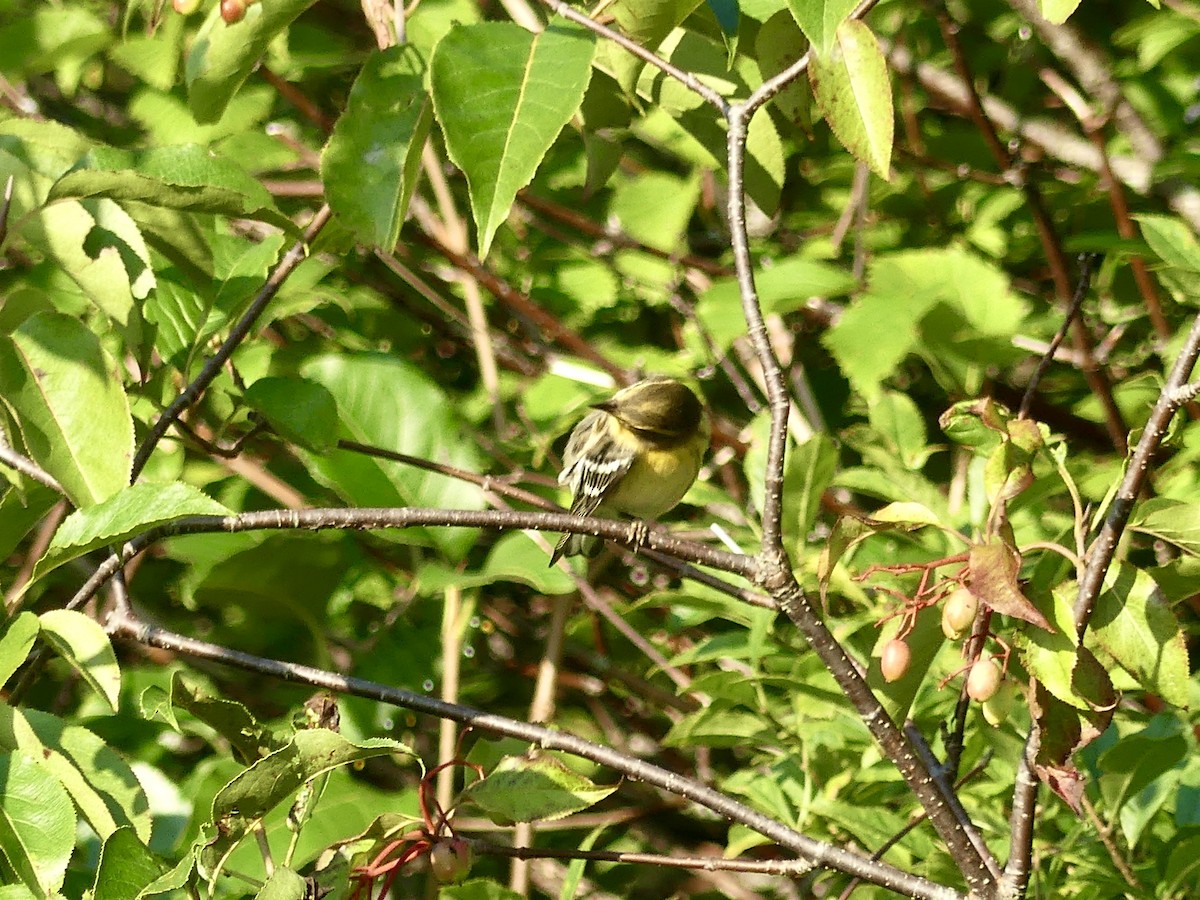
[602,419,705,519]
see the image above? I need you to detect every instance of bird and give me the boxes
[550,377,710,565]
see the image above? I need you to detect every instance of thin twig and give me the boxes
[1019,254,1101,418]
[131,205,333,479]
[0,444,65,494]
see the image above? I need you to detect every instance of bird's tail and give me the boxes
[549,531,603,566]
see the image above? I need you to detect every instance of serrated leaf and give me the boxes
[300,353,486,561]
[23,199,150,326]
[34,482,231,582]
[49,144,295,235]
[1038,0,1084,25]
[243,376,339,454]
[785,0,856,54]
[38,610,121,713]
[808,19,893,179]
[756,10,812,128]
[465,754,616,825]
[200,730,413,871]
[967,540,1052,630]
[0,313,133,507]
[322,46,433,250]
[186,0,319,123]
[254,867,305,900]
[167,672,282,765]
[0,751,75,895]
[431,20,595,257]
[1129,497,1200,555]
[0,613,39,690]
[1090,565,1190,707]
[92,827,166,900]
[1134,214,1200,273]
[0,706,151,845]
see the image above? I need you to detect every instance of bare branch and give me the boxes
[105,610,965,900]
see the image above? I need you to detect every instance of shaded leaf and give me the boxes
[0,751,75,895]
[1129,497,1200,556]
[92,826,165,900]
[38,609,121,713]
[465,754,616,825]
[0,312,133,507]
[300,353,486,560]
[321,46,433,250]
[186,0,320,123]
[35,482,231,582]
[49,144,294,234]
[243,376,339,455]
[1090,564,1190,707]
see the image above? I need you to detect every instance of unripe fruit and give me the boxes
[430,838,472,883]
[981,680,1016,727]
[220,0,246,23]
[172,0,202,14]
[966,653,1002,702]
[880,638,911,683]
[941,587,978,640]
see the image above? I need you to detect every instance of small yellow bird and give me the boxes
[551,377,710,564]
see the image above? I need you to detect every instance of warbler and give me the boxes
[550,377,710,564]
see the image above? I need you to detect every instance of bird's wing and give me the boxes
[560,411,636,518]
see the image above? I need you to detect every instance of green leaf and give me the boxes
[697,257,857,350]
[756,11,812,128]
[92,827,165,900]
[23,198,152,325]
[1038,0,1084,25]
[0,706,151,845]
[321,46,433,251]
[0,486,59,562]
[200,730,413,871]
[0,614,39,690]
[34,482,231,582]
[809,19,893,179]
[431,20,596,257]
[1090,565,1190,707]
[185,0,320,123]
[1134,214,1200,273]
[439,880,524,900]
[465,754,616,825]
[300,353,487,560]
[165,672,283,764]
[254,867,305,900]
[785,0,857,54]
[0,751,76,896]
[1129,497,1200,555]
[0,313,134,507]
[38,609,121,713]
[481,533,575,594]
[243,376,339,455]
[49,145,295,234]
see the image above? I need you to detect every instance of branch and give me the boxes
[131,205,333,479]
[1075,310,1200,630]
[66,506,755,613]
[105,610,964,900]
[539,0,728,113]
[0,444,65,494]
[1019,254,1101,419]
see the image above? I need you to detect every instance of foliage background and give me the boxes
[0,0,1198,897]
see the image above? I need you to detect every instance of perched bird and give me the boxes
[551,377,710,564]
